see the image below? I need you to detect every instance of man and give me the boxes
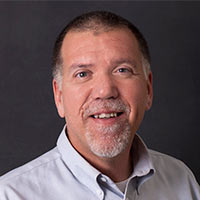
[0,11,199,199]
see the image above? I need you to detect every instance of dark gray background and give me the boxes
[0,2,199,183]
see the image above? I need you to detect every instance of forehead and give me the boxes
[61,28,141,66]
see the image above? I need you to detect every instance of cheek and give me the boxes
[62,85,89,117]
[121,82,147,118]
[123,81,147,104]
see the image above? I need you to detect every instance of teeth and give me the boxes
[93,113,118,119]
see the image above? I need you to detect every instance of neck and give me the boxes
[84,148,133,182]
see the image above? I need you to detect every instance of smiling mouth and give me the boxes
[90,112,123,119]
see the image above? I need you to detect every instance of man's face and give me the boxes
[53,28,153,159]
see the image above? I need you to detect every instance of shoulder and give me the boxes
[149,149,193,176]
[149,149,199,187]
[149,149,187,167]
[0,147,61,186]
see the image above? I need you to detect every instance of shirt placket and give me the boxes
[124,177,138,200]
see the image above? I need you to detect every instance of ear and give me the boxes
[145,72,153,111]
[52,79,65,118]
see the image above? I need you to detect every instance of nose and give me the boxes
[92,74,119,100]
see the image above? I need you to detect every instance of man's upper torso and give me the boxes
[0,127,199,200]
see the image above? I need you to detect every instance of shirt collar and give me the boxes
[57,126,102,193]
[128,134,155,195]
[131,134,155,178]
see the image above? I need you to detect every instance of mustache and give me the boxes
[83,99,130,119]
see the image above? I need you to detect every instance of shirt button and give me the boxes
[101,177,107,182]
[97,190,103,196]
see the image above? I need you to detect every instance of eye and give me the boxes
[76,71,88,78]
[113,66,136,78]
[116,67,133,75]
[117,68,131,73]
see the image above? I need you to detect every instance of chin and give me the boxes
[86,121,132,158]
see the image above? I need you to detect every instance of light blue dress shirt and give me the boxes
[0,126,199,200]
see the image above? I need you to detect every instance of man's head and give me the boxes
[52,11,151,88]
[52,11,153,159]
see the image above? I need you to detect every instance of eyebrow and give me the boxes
[68,63,94,73]
[110,58,137,68]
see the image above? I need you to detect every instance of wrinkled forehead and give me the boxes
[60,27,141,61]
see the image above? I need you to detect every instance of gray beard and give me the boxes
[85,120,131,158]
